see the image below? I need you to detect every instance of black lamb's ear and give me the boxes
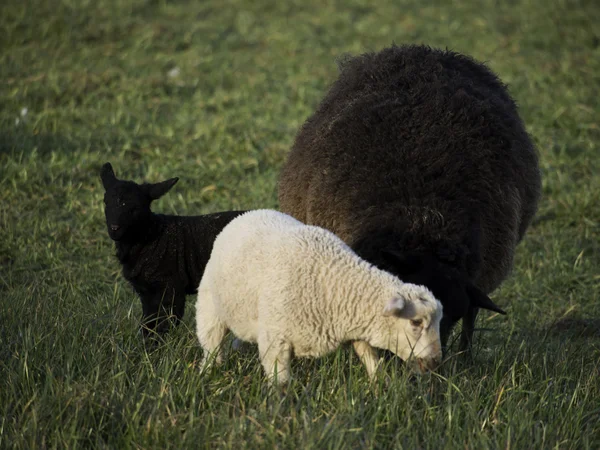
[100,163,117,189]
[466,283,506,315]
[145,177,179,200]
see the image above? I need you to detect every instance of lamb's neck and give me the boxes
[115,214,165,264]
[333,260,396,341]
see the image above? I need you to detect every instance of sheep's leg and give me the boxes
[258,332,291,386]
[196,289,227,371]
[171,288,186,323]
[459,306,479,353]
[140,291,169,336]
[352,341,381,380]
[139,286,184,336]
[197,323,227,371]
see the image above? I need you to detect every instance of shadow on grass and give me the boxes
[548,317,600,338]
[0,126,155,160]
[0,131,80,157]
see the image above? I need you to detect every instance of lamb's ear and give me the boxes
[145,177,179,200]
[100,163,117,190]
[383,296,406,317]
[466,283,506,315]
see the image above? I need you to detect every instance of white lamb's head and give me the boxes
[372,284,443,372]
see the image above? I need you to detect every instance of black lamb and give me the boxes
[100,162,245,336]
[278,44,541,352]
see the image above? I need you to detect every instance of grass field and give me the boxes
[1,0,599,448]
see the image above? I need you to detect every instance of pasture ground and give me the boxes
[1,0,599,448]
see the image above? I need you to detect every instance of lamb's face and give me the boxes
[100,162,178,241]
[375,285,443,372]
[103,182,152,241]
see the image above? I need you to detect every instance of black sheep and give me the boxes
[100,162,245,335]
[278,44,541,352]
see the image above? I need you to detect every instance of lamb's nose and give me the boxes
[110,224,120,231]
[415,356,441,373]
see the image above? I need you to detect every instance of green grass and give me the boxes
[1,0,599,448]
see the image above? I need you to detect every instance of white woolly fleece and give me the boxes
[196,209,443,384]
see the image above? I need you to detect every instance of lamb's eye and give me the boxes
[410,319,423,327]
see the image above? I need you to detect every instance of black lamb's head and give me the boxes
[377,249,506,347]
[352,232,505,349]
[100,162,178,241]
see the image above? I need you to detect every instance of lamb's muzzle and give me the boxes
[414,340,443,372]
[415,355,441,373]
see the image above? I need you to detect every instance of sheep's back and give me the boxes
[203,211,323,329]
[278,45,541,292]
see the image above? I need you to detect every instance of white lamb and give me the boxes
[195,210,443,385]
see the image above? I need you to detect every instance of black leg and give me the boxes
[171,290,186,322]
[459,306,479,353]
[139,292,164,337]
[439,316,455,355]
[139,287,185,336]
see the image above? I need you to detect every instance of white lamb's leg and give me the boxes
[352,340,381,380]
[196,288,227,371]
[258,331,291,386]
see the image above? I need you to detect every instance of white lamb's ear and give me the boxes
[383,296,405,317]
